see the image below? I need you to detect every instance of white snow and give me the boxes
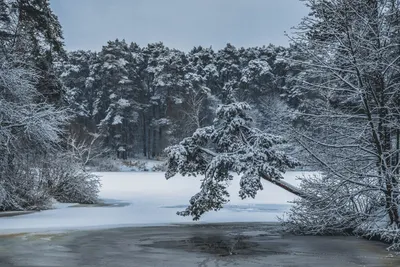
[0,171,316,234]
[112,114,123,125]
[117,58,128,67]
[117,98,130,107]
[103,62,113,69]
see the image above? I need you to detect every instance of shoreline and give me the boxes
[0,211,37,218]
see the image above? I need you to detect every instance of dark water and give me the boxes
[0,222,399,267]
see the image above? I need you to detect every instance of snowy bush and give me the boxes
[0,156,53,211]
[122,160,148,171]
[89,157,121,172]
[45,136,103,204]
[0,152,101,210]
[152,161,168,172]
[46,156,100,204]
[0,178,50,211]
[282,172,400,250]
[282,173,367,235]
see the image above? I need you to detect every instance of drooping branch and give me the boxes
[198,144,304,197]
[165,102,303,220]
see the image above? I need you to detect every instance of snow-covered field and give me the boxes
[0,171,315,234]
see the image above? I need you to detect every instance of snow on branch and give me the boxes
[165,101,301,220]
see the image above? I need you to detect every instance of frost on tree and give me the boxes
[165,102,300,220]
[0,62,67,210]
[281,0,400,250]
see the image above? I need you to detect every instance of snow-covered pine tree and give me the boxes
[182,46,219,134]
[165,101,300,220]
[95,39,139,159]
[214,44,242,103]
[0,0,65,104]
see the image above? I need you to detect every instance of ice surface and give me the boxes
[0,171,316,234]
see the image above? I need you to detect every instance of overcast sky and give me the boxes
[50,0,309,52]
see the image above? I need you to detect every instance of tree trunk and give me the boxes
[142,115,147,157]
[147,125,152,159]
[151,128,157,158]
[260,172,305,198]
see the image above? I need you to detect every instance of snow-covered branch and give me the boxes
[165,101,301,220]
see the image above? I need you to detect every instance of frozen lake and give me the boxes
[0,171,313,234]
[2,171,400,267]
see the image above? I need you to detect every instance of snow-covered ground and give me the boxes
[0,171,315,234]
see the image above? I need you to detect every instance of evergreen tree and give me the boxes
[165,102,299,220]
[0,0,65,103]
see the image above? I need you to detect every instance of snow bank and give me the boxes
[0,171,314,234]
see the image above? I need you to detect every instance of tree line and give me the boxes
[57,41,310,160]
